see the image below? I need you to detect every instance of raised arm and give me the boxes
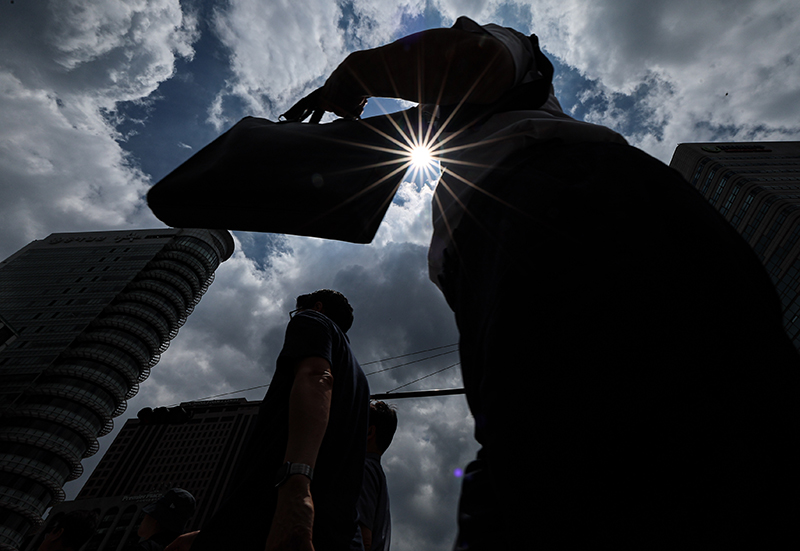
[286,27,515,121]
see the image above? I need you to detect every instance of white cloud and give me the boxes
[207,0,347,125]
[48,0,197,72]
[515,0,800,159]
[207,0,432,126]
[0,70,153,253]
[0,0,198,260]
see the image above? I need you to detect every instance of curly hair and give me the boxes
[296,289,354,333]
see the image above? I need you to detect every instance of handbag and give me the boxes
[147,107,425,244]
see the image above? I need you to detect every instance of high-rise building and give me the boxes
[0,228,235,551]
[22,399,261,551]
[669,141,800,347]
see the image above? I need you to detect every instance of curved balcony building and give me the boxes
[0,229,234,551]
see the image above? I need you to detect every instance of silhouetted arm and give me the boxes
[265,356,334,551]
[359,524,373,551]
[164,530,199,551]
[317,28,515,118]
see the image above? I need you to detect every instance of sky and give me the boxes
[2,1,800,549]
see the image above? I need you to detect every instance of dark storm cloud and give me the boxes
[384,396,478,551]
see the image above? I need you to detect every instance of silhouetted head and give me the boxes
[38,510,99,551]
[369,400,398,454]
[139,488,196,538]
[295,289,354,333]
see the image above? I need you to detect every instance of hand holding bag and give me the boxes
[147,103,425,244]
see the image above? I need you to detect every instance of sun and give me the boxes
[404,142,440,183]
[409,145,433,169]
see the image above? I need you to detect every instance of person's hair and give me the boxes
[48,510,99,550]
[370,400,398,454]
[296,289,354,333]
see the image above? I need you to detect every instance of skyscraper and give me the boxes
[23,399,261,551]
[669,141,800,347]
[0,228,234,551]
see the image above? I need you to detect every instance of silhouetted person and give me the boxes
[130,488,196,551]
[286,16,800,549]
[351,401,397,551]
[169,290,369,551]
[37,510,99,551]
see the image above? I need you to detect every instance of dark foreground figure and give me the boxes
[291,16,800,549]
[130,488,195,551]
[37,510,98,551]
[175,290,368,551]
[351,401,397,551]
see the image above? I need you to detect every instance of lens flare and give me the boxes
[410,145,433,169]
[403,132,441,184]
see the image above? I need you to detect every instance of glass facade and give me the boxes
[670,142,800,350]
[0,229,234,550]
[32,399,261,551]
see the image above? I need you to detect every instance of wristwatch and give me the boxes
[274,461,314,488]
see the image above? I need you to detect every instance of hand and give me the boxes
[281,86,367,123]
[265,476,315,551]
[281,55,369,123]
[281,88,327,124]
[164,530,200,551]
[317,56,369,119]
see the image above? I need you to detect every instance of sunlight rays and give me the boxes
[410,145,433,169]
[296,45,527,238]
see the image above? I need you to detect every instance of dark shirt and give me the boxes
[192,310,370,551]
[353,452,391,551]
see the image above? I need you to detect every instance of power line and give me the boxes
[382,361,460,393]
[167,343,459,405]
[365,350,458,376]
[360,343,457,366]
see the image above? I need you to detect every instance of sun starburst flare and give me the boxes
[410,145,433,168]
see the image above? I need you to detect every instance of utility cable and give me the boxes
[365,349,457,376]
[170,343,458,405]
[360,343,457,366]
[382,361,460,394]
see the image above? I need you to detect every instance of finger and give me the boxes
[328,100,365,120]
[280,102,307,122]
[309,109,323,124]
[281,89,323,122]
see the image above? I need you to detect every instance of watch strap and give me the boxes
[274,462,314,487]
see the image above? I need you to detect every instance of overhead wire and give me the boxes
[171,343,461,404]
[383,361,460,394]
[364,349,458,376]
[360,343,457,366]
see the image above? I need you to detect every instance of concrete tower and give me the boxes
[24,399,262,551]
[0,228,234,550]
